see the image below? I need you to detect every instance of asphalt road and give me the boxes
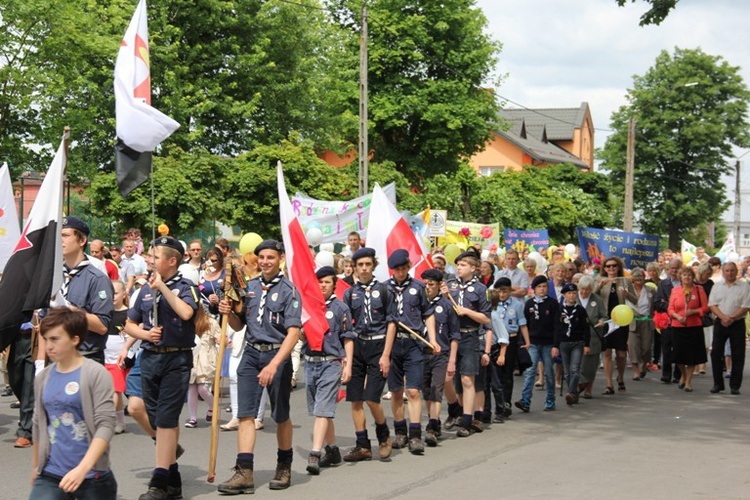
[2,353,749,500]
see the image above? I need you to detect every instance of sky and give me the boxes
[475,0,750,227]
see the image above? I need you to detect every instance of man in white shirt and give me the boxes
[122,238,147,277]
[496,250,529,299]
[708,262,750,395]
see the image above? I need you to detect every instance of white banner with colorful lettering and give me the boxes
[0,163,20,272]
[292,183,397,244]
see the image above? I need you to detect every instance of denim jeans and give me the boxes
[521,344,554,404]
[30,472,117,500]
[560,341,584,395]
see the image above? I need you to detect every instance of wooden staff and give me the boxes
[442,288,460,313]
[207,262,234,483]
[397,321,435,349]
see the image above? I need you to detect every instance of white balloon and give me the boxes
[481,249,490,261]
[306,227,323,247]
[727,251,740,263]
[315,250,335,268]
[564,243,576,255]
[319,242,334,252]
[528,251,548,275]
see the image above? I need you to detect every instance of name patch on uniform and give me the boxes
[326,310,334,319]
[372,290,380,298]
[247,291,255,298]
[409,288,417,295]
[272,292,279,302]
[436,306,443,313]
[98,290,107,300]
[144,294,153,301]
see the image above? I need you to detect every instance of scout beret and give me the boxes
[62,216,90,236]
[494,277,512,289]
[152,236,184,254]
[455,251,477,264]
[315,266,337,279]
[387,249,410,269]
[421,269,443,282]
[254,239,284,255]
[561,282,578,294]
[352,247,376,262]
[531,275,548,289]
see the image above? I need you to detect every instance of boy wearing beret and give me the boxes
[125,237,199,500]
[552,283,590,405]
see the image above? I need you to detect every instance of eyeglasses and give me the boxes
[605,264,618,268]
[209,259,218,263]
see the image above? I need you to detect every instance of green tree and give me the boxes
[329,0,502,183]
[615,0,679,26]
[599,48,750,250]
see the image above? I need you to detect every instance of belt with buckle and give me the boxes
[358,334,386,341]
[396,332,412,340]
[146,346,192,354]
[477,334,486,341]
[509,333,519,337]
[305,354,340,363]
[460,328,479,334]
[250,343,282,352]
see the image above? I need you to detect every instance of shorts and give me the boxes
[237,345,292,423]
[456,334,480,376]
[603,326,629,351]
[105,363,127,393]
[422,352,448,401]
[305,360,342,418]
[124,350,142,398]
[388,337,424,392]
[346,337,387,403]
[140,349,192,429]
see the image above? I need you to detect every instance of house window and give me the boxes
[742,233,750,247]
[480,166,506,177]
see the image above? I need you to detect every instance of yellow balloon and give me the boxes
[611,304,634,327]
[444,244,461,265]
[682,251,694,265]
[239,232,263,255]
[645,281,657,291]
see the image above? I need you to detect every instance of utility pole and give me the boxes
[358,5,369,196]
[623,117,635,232]
[734,160,741,246]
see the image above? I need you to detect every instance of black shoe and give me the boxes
[731,388,741,395]
[710,386,724,394]
[514,400,530,413]
[167,484,182,500]
[424,430,438,447]
[10,401,20,409]
[660,377,671,384]
[492,413,506,424]
[1,386,13,397]
[672,378,680,384]
[306,453,321,475]
[139,486,169,500]
[443,416,456,430]
[319,445,342,467]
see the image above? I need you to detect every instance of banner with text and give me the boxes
[293,183,396,244]
[504,228,549,253]
[576,227,659,269]
[440,220,500,249]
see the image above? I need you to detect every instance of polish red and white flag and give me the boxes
[277,162,329,350]
[367,184,433,281]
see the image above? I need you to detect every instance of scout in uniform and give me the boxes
[420,269,459,447]
[342,247,394,462]
[490,277,530,420]
[440,251,491,437]
[305,266,355,475]
[125,237,199,500]
[57,217,114,365]
[552,283,591,405]
[217,240,301,493]
[385,249,439,455]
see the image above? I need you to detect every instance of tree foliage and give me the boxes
[615,0,679,26]
[599,47,750,250]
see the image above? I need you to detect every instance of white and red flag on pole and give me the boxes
[367,184,433,282]
[277,162,329,351]
[114,0,179,197]
[0,162,21,273]
[0,133,66,351]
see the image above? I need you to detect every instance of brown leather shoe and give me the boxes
[217,464,254,494]
[470,419,484,433]
[14,437,32,448]
[378,437,392,460]
[269,462,291,490]
[343,445,372,462]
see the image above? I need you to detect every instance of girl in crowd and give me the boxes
[185,307,220,428]
[104,280,129,435]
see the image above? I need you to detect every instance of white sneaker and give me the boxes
[382,392,392,400]
[255,419,264,430]
[221,418,240,431]
[114,424,125,435]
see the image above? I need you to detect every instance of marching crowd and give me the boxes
[3,221,750,499]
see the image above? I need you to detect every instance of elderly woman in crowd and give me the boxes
[694,262,714,375]
[668,267,709,392]
[479,260,495,288]
[547,263,567,302]
[627,268,655,380]
[577,276,607,398]
[594,256,637,394]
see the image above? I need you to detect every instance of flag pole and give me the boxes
[150,160,158,326]
[62,127,70,175]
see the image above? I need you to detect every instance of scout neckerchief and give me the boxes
[457,277,477,307]
[498,299,511,320]
[61,258,90,300]
[561,302,578,338]
[325,295,336,307]
[156,272,183,305]
[257,272,284,324]
[361,278,379,325]
[390,276,412,316]
[531,294,547,320]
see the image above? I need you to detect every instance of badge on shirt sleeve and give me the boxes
[292,300,299,309]
[409,288,417,295]
[436,306,443,313]
[98,290,107,300]
[508,309,515,316]
[372,290,380,298]
[172,288,180,295]
[468,286,475,292]
[326,310,334,319]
